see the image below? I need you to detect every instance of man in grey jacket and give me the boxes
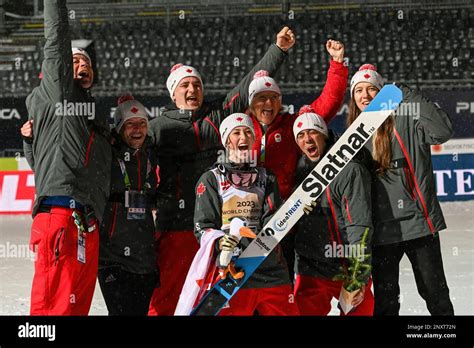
[25,0,111,315]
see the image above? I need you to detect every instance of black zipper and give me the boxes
[54,228,64,266]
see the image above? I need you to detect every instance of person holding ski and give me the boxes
[97,96,159,316]
[246,39,348,279]
[176,113,299,316]
[292,106,375,315]
[347,64,454,315]
[148,27,296,316]
[24,0,111,315]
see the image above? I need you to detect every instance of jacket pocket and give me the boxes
[53,228,65,266]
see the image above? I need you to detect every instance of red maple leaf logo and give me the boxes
[186,69,193,73]
[236,117,243,122]
[364,73,371,79]
[220,181,231,191]
[196,182,206,196]
[130,107,139,114]
[297,122,303,128]
[265,82,272,87]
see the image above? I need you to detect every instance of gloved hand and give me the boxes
[303,200,317,215]
[218,234,240,251]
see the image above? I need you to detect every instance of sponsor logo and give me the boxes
[273,199,303,232]
[302,122,371,198]
[255,237,270,252]
[0,108,21,120]
[456,101,474,114]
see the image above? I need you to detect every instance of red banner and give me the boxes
[0,171,35,214]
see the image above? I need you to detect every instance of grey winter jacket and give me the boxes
[99,136,158,274]
[194,163,290,289]
[367,83,453,245]
[294,133,373,282]
[24,0,111,221]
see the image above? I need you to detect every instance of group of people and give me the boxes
[21,0,454,316]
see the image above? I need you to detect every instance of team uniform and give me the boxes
[293,132,374,315]
[147,44,289,315]
[190,162,298,315]
[368,83,454,315]
[248,60,348,280]
[98,100,159,316]
[24,0,111,315]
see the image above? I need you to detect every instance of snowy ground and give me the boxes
[1,201,473,315]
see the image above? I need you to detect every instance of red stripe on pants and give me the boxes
[218,284,300,316]
[294,274,374,316]
[29,207,99,315]
[148,230,199,316]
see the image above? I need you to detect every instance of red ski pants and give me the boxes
[148,230,199,316]
[29,207,99,315]
[294,275,374,316]
[219,284,300,316]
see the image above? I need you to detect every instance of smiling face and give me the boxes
[173,76,204,110]
[353,82,380,111]
[121,117,148,149]
[226,126,255,164]
[250,91,281,125]
[296,129,327,162]
[73,54,94,89]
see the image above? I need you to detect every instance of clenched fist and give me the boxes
[21,120,33,138]
[326,39,344,63]
[276,26,296,52]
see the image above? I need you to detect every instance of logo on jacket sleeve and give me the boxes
[196,182,206,197]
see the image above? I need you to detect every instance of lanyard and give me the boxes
[117,153,151,191]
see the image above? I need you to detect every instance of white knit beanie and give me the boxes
[113,96,149,133]
[293,105,328,140]
[166,63,203,99]
[72,47,92,65]
[248,70,281,105]
[350,64,384,96]
[219,113,255,147]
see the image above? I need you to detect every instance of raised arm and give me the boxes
[396,83,453,145]
[221,27,295,115]
[310,40,349,124]
[38,0,74,103]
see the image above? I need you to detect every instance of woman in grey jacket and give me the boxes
[347,64,454,315]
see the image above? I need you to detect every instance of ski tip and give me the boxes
[364,84,403,113]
